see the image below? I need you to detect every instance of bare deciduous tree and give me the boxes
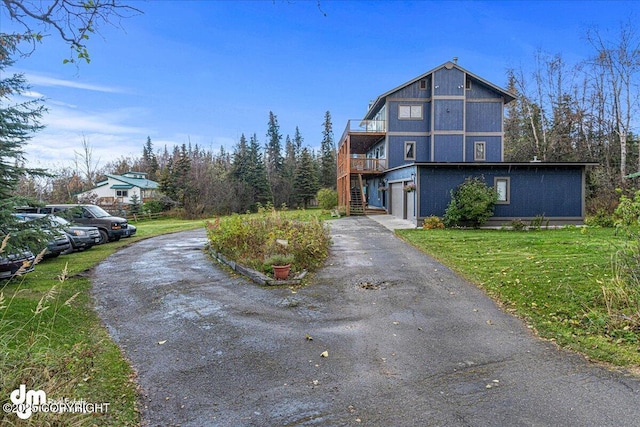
[1,0,142,62]
[586,21,640,180]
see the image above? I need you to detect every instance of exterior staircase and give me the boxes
[350,186,364,215]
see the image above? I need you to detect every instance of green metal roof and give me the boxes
[105,173,159,190]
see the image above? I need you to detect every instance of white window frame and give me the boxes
[116,190,128,198]
[404,141,416,161]
[494,177,510,204]
[474,141,486,161]
[419,79,427,90]
[398,104,423,120]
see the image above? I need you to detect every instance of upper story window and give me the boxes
[399,105,423,120]
[419,79,427,90]
[466,77,472,90]
[404,141,416,160]
[474,141,486,161]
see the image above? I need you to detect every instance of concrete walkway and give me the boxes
[367,214,417,230]
[92,217,640,426]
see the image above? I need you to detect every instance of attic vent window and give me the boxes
[465,78,472,90]
[419,79,427,90]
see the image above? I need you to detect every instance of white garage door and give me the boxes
[390,183,405,219]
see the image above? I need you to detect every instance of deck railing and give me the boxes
[339,119,386,146]
[350,156,386,173]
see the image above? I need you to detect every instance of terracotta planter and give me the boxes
[273,264,291,280]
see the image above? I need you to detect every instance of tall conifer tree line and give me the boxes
[26,111,337,218]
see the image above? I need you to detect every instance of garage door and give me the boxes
[390,183,405,219]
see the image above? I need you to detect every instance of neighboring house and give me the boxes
[337,60,595,226]
[77,172,159,205]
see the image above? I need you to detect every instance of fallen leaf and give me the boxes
[305,334,313,341]
[158,340,167,345]
[321,350,329,358]
[486,320,493,325]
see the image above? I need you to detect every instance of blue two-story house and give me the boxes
[337,60,593,226]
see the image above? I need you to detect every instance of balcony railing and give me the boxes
[348,119,386,133]
[350,155,386,174]
[340,119,387,145]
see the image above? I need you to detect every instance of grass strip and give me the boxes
[397,226,640,367]
[1,218,204,426]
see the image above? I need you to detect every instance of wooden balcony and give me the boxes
[350,156,386,174]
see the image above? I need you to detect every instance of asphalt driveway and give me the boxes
[92,216,640,426]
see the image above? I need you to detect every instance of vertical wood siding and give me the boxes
[434,67,464,96]
[418,166,584,219]
[465,102,503,132]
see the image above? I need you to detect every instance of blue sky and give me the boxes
[3,0,638,170]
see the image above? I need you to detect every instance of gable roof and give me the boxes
[364,61,516,120]
[104,173,159,190]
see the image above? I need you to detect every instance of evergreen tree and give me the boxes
[265,111,284,175]
[294,147,319,208]
[0,35,48,251]
[248,133,273,209]
[320,111,337,189]
[0,35,46,201]
[142,136,159,180]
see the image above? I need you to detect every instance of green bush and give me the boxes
[443,177,498,228]
[422,215,444,229]
[586,209,615,228]
[317,188,338,210]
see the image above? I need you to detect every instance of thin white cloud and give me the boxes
[24,72,126,93]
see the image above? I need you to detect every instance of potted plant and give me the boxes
[264,253,294,280]
[403,182,416,193]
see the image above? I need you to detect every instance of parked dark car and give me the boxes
[13,214,71,257]
[16,214,101,252]
[0,250,36,280]
[17,205,129,244]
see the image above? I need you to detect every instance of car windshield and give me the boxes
[84,205,111,218]
[50,216,70,226]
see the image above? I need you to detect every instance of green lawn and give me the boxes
[0,217,204,426]
[397,226,640,367]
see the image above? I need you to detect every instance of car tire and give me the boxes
[98,229,109,244]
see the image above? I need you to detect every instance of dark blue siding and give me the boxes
[389,78,431,99]
[466,80,503,99]
[433,135,464,162]
[434,100,464,131]
[434,67,464,96]
[418,166,584,219]
[466,102,503,132]
[388,136,430,167]
[387,100,430,132]
[465,136,502,162]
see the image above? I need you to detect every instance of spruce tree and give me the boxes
[265,111,284,175]
[0,35,49,252]
[248,133,273,209]
[294,147,319,208]
[320,111,336,189]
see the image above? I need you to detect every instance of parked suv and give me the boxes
[17,205,129,244]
